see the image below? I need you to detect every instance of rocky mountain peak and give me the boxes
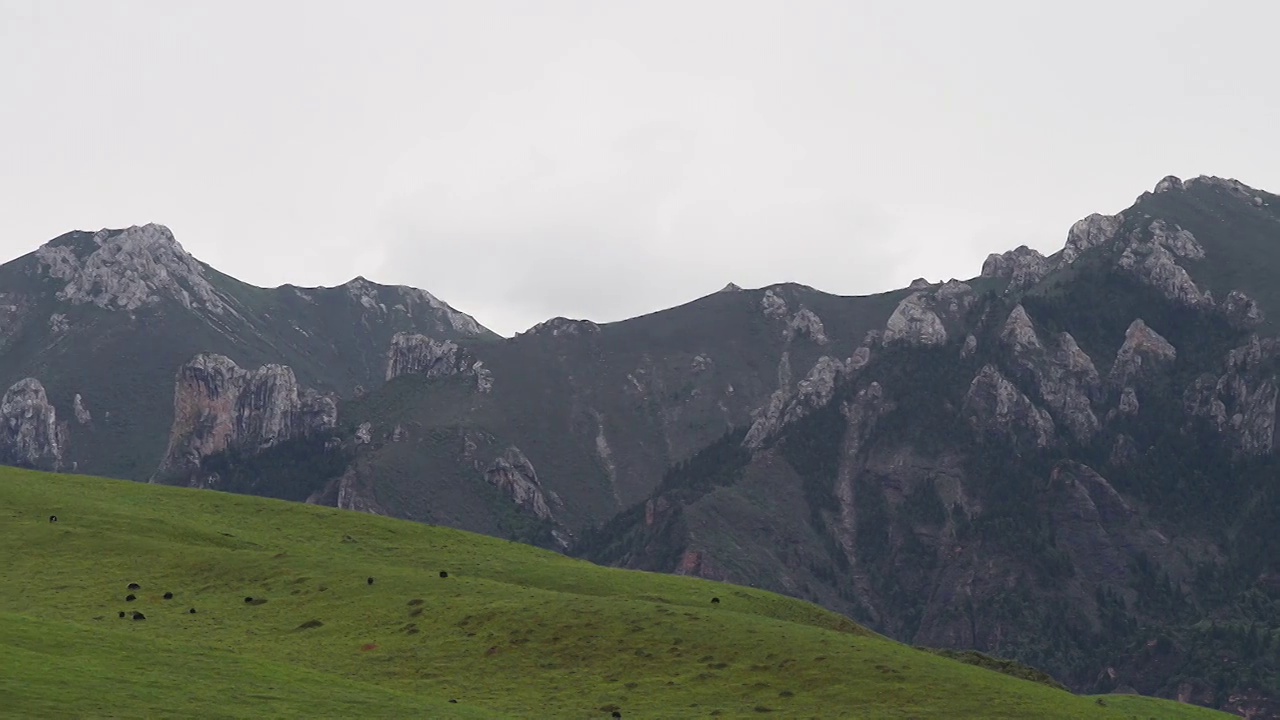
[1000,305,1042,353]
[1110,319,1176,388]
[981,245,1052,291]
[35,224,234,314]
[1062,213,1124,265]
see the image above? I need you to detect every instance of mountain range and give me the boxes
[3,174,1279,717]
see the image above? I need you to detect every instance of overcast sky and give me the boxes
[2,1,1277,336]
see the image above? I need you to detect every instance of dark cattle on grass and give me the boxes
[711,597,720,604]
[244,597,254,603]
[367,577,374,585]
[118,611,126,618]
[449,699,458,704]
[125,594,136,602]
[439,571,448,578]
[189,608,197,614]
[163,592,173,600]
[612,712,622,718]
[49,515,57,523]
[132,612,146,621]
[127,583,141,591]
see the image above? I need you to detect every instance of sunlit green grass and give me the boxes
[0,468,1229,718]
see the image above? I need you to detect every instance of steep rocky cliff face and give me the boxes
[0,378,64,469]
[155,354,337,483]
[1184,335,1280,456]
[385,332,493,392]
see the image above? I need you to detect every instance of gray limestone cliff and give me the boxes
[1062,213,1124,265]
[884,293,944,346]
[156,354,337,477]
[35,224,236,315]
[1000,306,1102,442]
[1184,336,1280,456]
[882,281,975,348]
[963,364,1057,452]
[1110,319,1177,389]
[1115,221,1210,308]
[72,393,92,425]
[981,245,1052,291]
[385,332,493,392]
[485,446,554,522]
[744,353,866,449]
[0,378,64,469]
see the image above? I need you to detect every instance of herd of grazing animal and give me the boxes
[53,513,697,718]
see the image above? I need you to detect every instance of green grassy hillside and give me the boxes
[0,469,1228,719]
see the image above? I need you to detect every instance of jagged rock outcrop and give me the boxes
[964,364,1056,451]
[72,393,91,425]
[1154,175,1184,193]
[1110,319,1177,388]
[981,245,1053,291]
[882,281,975,348]
[1117,387,1140,416]
[761,289,789,319]
[303,463,387,516]
[485,447,553,521]
[35,224,235,314]
[0,378,64,468]
[744,355,852,449]
[384,333,491,393]
[1001,306,1102,442]
[386,333,464,380]
[1224,290,1265,328]
[1063,213,1124,264]
[883,292,947,347]
[156,354,337,476]
[786,307,829,344]
[1184,336,1280,456]
[935,280,976,315]
[719,282,743,293]
[1116,221,1211,307]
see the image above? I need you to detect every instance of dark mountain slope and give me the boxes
[320,282,909,544]
[577,175,1280,717]
[0,224,493,480]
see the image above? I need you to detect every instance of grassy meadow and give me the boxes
[0,468,1230,719]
